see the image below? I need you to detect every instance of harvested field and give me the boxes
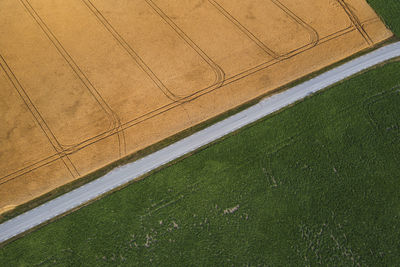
[0,0,392,213]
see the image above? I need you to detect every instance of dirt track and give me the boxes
[0,0,392,213]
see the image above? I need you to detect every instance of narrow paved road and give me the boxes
[1,42,400,244]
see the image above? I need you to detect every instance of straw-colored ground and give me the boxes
[0,0,392,214]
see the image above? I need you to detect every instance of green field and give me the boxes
[1,62,400,266]
[1,2,400,266]
[368,0,400,37]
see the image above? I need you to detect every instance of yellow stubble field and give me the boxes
[0,0,392,213]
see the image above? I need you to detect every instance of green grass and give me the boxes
[1,59,400,265]
[1,0,398,225]
[1,2,400,265]
[368,0,400,36]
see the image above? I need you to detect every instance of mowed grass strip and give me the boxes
[1,59,400,265]
[368,0,400,36]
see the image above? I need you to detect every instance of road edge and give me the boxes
[0,42,399,246]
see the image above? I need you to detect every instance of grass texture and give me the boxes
[1,60,400,266]
[368,0,400,37]
[1,2,400,265]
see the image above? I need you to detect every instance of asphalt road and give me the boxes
[1,42,399,244]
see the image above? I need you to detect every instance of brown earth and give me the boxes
[0,0,392,214]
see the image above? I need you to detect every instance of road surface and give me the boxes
[1,42,399,244]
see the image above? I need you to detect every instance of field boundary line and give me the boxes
[144,0,226,90]
[0,42,399,245]
[0,15,362,184]
[337,0,373,46]
[20,0,126,157]
[81,0,182,102]
[209,0,319,59]
[0,55,79,178]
